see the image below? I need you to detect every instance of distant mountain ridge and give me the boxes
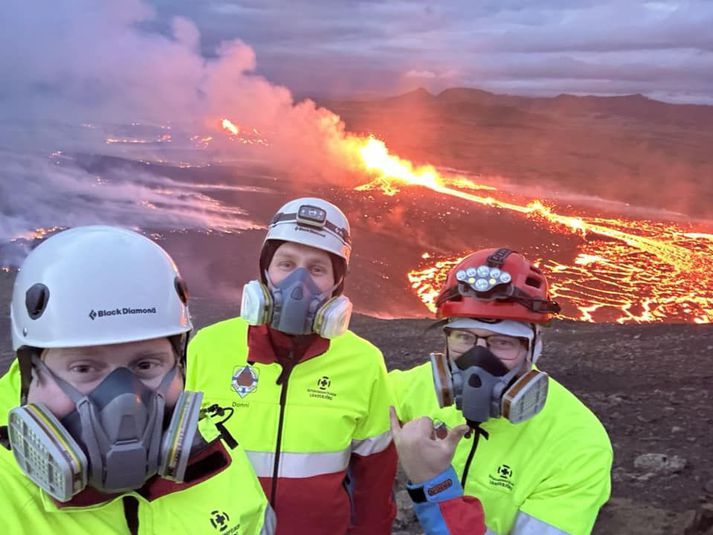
[318,87,713,219]
[329,87,713,123]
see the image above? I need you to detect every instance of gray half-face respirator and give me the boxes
[430,346,548,426]
[7,358,203,502]
[241,267,352,338]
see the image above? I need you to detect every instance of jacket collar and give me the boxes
[48,439,231,510]
[247,324,330,365]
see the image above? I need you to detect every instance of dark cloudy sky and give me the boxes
[147,0,713,103]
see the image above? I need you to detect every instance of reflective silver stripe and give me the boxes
[260,505,277,535]
[511,511,569,535]
[246,449,350,478]
[351,430,392,456]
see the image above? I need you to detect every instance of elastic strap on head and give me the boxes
[437,282,560,315]
[435,286,462,308]
[31,355,85,405]
[17,347,39,405]
[269,211,351,246]
[157,364,179,395]
[169,333,190,373]
[486,248,513,268]
[261,241,346,297]
[329,256,347,296]
[29,353,180,405]
[509,287,561,314]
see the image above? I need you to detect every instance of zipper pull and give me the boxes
[275,353,295,385]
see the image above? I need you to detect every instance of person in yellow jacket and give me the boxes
[186,197,397,535]
[0,226,273,534]
[389,248,613,535]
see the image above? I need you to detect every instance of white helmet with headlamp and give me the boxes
[262,197,351,263]
[240,198,354,339]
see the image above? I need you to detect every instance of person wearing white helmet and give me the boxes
[389,248,612,535]
[185,198,397,535]
[0,226,274,534]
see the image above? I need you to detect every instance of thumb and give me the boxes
[445,424,470,449]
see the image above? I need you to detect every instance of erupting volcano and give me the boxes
[203,114,713,324]
[3,91,712,326]
[348,137,713,324]
[51,112,709,326]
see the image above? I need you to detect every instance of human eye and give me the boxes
[69,363,95,374]
[67,361,104,383]
[489,337,518,350]
[135,360,158,371]
[278,260,294,270]
[310,264,326,275]
[132,358,167,378]
[452,331,474,344]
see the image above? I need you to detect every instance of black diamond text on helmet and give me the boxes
[88,307,157,320]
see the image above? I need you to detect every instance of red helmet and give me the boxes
[436,248,560,324]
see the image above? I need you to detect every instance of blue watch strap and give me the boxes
[406,466,463,504]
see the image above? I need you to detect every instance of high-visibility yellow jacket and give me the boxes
[390,362,613,535]
[0,360,274,535]
[185,318,397,535]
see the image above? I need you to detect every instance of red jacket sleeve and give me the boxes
[436,496,487,535]
[347,439,398,534]
[408,466,486,535]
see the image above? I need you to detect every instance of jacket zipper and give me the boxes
[270,354,294,511]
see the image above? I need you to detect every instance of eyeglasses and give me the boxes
[446,329,526,356]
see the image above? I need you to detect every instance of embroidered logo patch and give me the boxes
[307,375,336,400]
[231,365,259,398]
[488,463,515,491]
[209,509,240,534]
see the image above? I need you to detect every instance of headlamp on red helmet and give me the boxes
[436,248,561,324]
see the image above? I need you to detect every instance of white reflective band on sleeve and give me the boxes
[246,449,351,478]
[351,430,392,456]
[512,511,569,535]
[260,505,277,535]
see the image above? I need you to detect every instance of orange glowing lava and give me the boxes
[219,118,269,145]
[105,133,172,144]
[352,137,713,323]
[10,227,63,242]
[221,118,240,136]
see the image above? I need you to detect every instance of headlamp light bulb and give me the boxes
[475,278,490,291]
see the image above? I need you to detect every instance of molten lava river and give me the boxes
[351,137,713,324]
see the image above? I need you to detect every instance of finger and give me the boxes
[413,416,437,435]
[389,406,402,434]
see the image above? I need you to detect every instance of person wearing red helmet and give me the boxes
[389,248,613,535]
